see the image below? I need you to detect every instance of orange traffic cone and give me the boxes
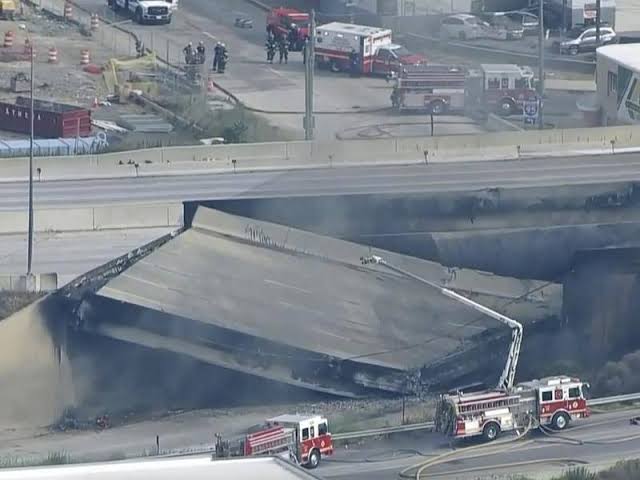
[207,78,214,93]
[92,97,99,108]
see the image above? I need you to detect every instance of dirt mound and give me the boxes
[0,297,74,429]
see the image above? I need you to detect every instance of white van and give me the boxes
[440,13,485,41]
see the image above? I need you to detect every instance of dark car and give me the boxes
[504,10,539,34]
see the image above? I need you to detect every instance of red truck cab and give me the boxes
[267,7,309,51]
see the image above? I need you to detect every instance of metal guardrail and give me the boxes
[588,392,640,406]
[330,392,640,441]
[332,421,435,441]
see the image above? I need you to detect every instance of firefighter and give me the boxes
[135,38,145,58]
[349,48,360,77]
[266,36,276,63]
[196,41,206,64]
[217,43,228,73]
[183,42,194,64]
[212,41,222,71]
[277,35,288,64]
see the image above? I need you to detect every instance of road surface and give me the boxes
[0,228,174,285]
[1,154,640,210]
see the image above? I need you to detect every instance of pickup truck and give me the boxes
[108,0,173,24]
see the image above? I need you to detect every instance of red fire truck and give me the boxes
[266,7,309,51]
[390,63,537,116]
[214,414,333,469]
[435,376,591,441]
[359,255,591,445]
[315,22,426,75]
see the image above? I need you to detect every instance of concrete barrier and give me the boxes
[2,125,640,181]
[0,203,183,234]
[0,273,58,292]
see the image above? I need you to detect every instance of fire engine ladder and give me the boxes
[398,74,466,90]
[360,255,523,392]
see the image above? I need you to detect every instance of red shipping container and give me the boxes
[0,97,91,138]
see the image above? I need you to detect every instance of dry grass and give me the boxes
[0,292,44,321]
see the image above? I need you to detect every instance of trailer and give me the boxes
[0,97,91,138]
[315,22,425,75]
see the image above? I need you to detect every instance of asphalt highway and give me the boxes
[321,408,640,480]
[2,154,640,210]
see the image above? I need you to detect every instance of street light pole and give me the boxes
[27,41,34,277]
[304,9,315,141]
[537,0,545,130]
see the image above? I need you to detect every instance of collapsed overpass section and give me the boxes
[70,207,560,396]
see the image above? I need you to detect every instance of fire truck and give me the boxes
[390,63,537,116]
[315,22,426,75]
[214,414,333,469]
[359,255,591,444]
[266,7,309,51]
[435,376,590,441]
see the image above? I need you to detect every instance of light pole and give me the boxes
[304,9,315,141]
[27,38,34,280]
[537,0,545,130]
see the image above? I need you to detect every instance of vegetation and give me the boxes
[498,459,640,480]
[0,291,44,321]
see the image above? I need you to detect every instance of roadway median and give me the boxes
[1,125,639,182]
[0,203,183,235]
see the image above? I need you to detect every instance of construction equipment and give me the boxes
[360,255,590,441]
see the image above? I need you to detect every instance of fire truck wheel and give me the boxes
[329,60,341,73]
[482,422,500,441]
[552,412,570,430]
[307,449,320,469]
[498,99,515,116]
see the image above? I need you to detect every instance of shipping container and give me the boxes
[0,97,91,138]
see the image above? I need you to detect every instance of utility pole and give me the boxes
[304,9,316,141]
[595,0,601,45]
[537,0,545,130]
[27,40,34,281]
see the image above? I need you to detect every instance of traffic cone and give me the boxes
[207,78,214,93]
[92,97,99,108]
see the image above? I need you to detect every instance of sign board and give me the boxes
[584,3,597,19]
[523,98,539,125]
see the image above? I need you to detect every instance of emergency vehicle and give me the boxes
[315,22,425,75]
[359,255,591,445]
[267,7,309,51]
[435,376,590,441]
[214,414,333,469]
[391,63,537,116]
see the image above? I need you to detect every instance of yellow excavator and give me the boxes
[0,0,16,20]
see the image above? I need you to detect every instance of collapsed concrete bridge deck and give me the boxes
[66,206,560,397]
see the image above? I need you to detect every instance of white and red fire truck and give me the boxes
[315,22,426,75]
[359,255,591,444]
[266,7,309,51]
[214,414,333,469]
[390,63,537,116]
[435,376,591,441]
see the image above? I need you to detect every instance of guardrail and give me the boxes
[332,421,436,441]
[587,392,640,406]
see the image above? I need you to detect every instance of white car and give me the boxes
[440,14,484,41]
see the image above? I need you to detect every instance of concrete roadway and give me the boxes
[1,154,640,210]
[321,408,640,480]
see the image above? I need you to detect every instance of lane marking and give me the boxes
[265,278,312,294]
[202,31,216,41]
[268,67,286,78]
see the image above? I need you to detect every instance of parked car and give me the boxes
[479,13,525,40]
[504,10,539,34]
[555,26,617,55]
[440,13,484,41]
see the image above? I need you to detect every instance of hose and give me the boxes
[399,415,535,480]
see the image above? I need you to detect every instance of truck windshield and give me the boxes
[390,45,411,56]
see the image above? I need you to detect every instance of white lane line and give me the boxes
[202,31,216,40]
[268,67,286,78]
[265,278,312,294]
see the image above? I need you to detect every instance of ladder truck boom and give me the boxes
[360,255,523,391]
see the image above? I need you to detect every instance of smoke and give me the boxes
[0,298,74,429]
[593,350,640,396]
